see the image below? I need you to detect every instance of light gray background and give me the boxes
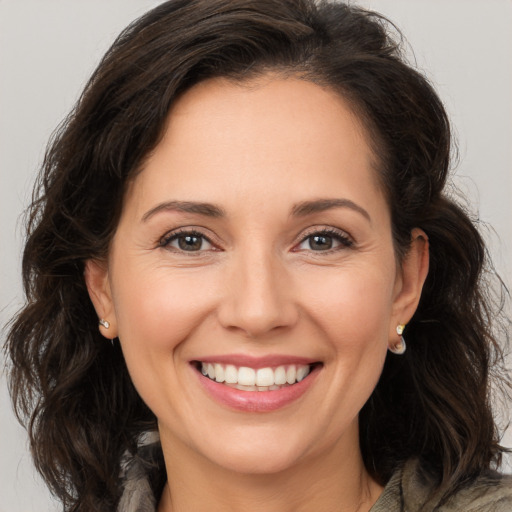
[1,1,511,510]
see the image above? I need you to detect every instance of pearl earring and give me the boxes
[99,318,110,329]
[389,324,406,355]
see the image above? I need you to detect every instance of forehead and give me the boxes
[125,76,383,215]
[166,75,373,159]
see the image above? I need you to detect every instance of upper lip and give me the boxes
[191,354,320,369]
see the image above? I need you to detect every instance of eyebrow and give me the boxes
[291,198,371,222]
[142,197,371,223]
[142,200,226,222]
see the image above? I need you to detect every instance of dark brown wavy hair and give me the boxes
[5,0,511,510]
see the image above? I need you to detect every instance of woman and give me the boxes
[5,0,511,511]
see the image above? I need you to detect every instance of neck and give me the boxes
[157,423,383,512]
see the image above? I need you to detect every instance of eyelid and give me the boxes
[156,225,353,253]
[293,226,354,252]
[158,227,219,252]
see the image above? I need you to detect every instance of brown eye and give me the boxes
[177,234,204,251]
[296,229,353,252]
[309,234,334,251]
[161,231,213,252]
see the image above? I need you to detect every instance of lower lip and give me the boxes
[195,365,321,413]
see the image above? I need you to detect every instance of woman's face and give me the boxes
[87,76,427,475]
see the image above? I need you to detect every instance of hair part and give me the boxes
[5,1,510,510]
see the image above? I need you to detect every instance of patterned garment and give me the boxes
[117,431,166,512]
[117,432,512,512]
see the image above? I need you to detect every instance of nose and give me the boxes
[216,248,299,338]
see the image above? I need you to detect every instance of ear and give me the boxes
[84,259,118,339]
[389,228,429,340]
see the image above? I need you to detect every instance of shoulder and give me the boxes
[440,471,512,512]
[372,458,512,512]
[401,459,512,512]
[117,431,166,512]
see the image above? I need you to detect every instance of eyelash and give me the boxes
[158,227,353,254]
[294,228,353,253]
[159,228,216,253]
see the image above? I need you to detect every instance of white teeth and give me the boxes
[256,367,274,387]
[274,366,287,385]
[234,384,257,391]
[296,366,308,382]
[286,366,296,385]
[238,367,256,386]
[214,363,225,383]
[200,362,313,390]
[225,364,238,384]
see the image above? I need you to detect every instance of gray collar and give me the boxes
[116,434,512,512]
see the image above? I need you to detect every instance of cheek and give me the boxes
[111,265,217,356]
[109,266,220,419]
[302,264,396,352]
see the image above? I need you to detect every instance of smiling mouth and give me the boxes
[194,362,320,392]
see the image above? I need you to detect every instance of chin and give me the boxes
[212,446,306,475]
[190,425,317,475]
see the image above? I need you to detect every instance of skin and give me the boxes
[86,76,429,512]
